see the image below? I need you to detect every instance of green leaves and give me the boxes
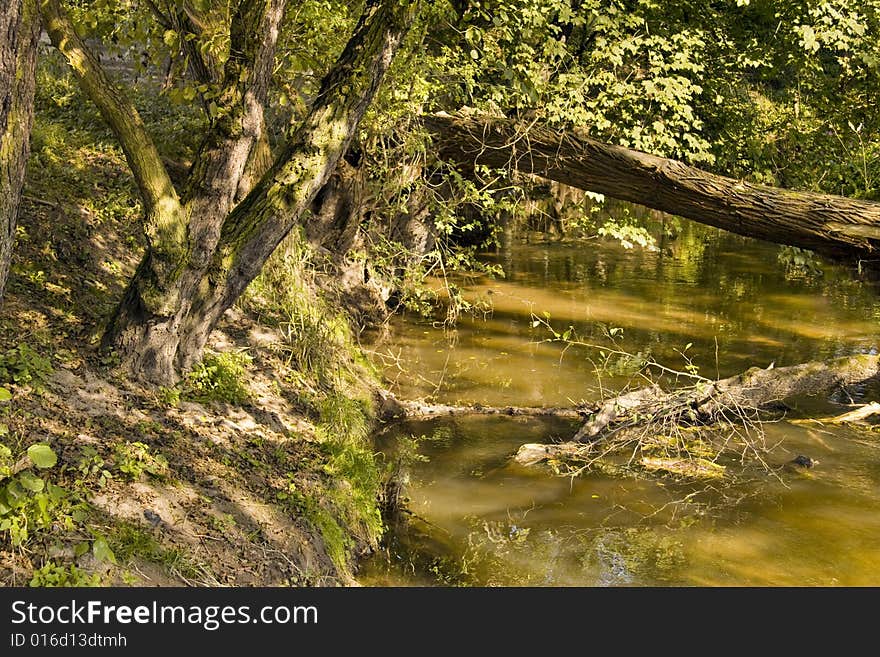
[0,343,52,388]
[0,443,71,547]
[27,444,57,469]
[797,24,820,53]
[92,536,117,565]
[18,471,45,493]
[163,29,178,48]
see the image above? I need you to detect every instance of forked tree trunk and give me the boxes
[0,0,40,304]
[424,114,880,266]
[99,1,416,383]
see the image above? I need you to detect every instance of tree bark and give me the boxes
[181,0,287,266]
[40,0,186,277]
[99,0,417,383]
[0,0,40,303]
[424,114,880,266]
[374,388,586,422]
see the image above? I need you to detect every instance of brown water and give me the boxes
[360,218,880,586]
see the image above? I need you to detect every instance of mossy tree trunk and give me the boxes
[0,0,41,304]
[425,114,880,267]
[41,0,417,383]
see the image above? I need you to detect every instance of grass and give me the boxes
[242,232,390,566]
[109,522,207,582]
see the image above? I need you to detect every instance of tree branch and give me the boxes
[168,4,215,87]
[180,0,288,267]
[141,0,172,29]
[39,0,180,218]
[214,0,418,285]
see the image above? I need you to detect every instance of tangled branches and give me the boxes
[515,316,880,483]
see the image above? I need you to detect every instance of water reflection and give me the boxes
[361,219,880,586]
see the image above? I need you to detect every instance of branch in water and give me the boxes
[513,353,880,466]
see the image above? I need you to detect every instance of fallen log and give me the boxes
[514,353,880,466]
[376,389,587,422]
[424,113,880,266]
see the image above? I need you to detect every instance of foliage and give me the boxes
[112,441,168,481]
[0,442,81,547]
[364,0,880,251]
[0,344,53,388]
[29,562,101,587]
[185,352,252,405]
[596,211,657,250]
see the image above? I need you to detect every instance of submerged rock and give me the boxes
[787,454,818,469]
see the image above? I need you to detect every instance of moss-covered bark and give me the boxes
[0,0,40,303]
[39,0,188,294]
[95,0,417,383]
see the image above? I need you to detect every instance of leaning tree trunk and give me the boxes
[0,0,40,304]
[424,114,880,266]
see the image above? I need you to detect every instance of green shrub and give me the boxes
[30,562,101,587]
[185,351,252,404]
[112,442,168,481]
[0,344,53,388]
[0,443,80,547]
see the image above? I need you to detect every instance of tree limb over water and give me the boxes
[424,113,880,268]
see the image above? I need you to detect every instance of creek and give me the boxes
[360,213,880,585]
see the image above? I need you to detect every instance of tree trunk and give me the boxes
[424,114,880,267]
[0,0,40,304]
[374,389,586,422]
[100,0,417,383]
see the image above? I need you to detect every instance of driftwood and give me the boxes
[514,354,880,466]
[792,401,880,426]
[379,354,880,466]
[376,389,586,422]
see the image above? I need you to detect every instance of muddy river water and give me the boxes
[359,217,880,586]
